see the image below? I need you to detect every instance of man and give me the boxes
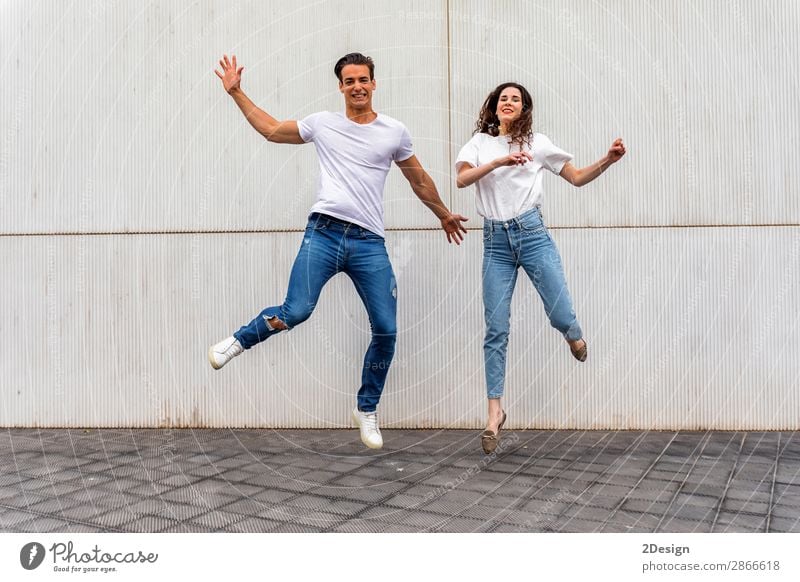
[209,53,467,450]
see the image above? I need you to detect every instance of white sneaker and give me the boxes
[208,336,243,370]
[352,407,383,449]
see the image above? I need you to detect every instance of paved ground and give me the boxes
[1,428,798,533]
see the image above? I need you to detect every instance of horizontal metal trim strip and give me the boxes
[2,224,800,237]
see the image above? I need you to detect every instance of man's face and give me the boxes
[339,64,376,110]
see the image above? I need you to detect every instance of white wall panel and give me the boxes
[0,0,449,234]
[448,0,800,228]
[2,227,797,429]
[2,3,798,430]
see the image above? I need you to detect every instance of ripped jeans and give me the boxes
[483,207,583,399]
[233,213,397,412]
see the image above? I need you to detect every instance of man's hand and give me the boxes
[215,54,243,94]
[440,213,469,245]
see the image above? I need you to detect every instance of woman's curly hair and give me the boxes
[474,82,534,149]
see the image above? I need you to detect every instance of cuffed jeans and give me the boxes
[482,207,582,399]
[233,213,397,412]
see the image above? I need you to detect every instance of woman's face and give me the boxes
[496,87,523,126]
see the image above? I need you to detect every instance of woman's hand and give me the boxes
[456,151,534,188]
[607,138,626,163]
[492,151,533,168]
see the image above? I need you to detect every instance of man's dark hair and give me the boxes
[334,53,375,82]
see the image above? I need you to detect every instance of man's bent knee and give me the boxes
[264,315,288,331]
[280,307,314,329]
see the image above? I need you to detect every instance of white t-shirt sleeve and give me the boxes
[297,112,326,143]
[393,125,414,162]
[537,134,574,175]
[455,134,481,168]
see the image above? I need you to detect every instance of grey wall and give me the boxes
[2,1,798,428]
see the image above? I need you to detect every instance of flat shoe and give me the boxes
[570,339,587,362]
[480,411,507,454]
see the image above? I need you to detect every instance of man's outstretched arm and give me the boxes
[215,54,304,144]
[396,155,468,245]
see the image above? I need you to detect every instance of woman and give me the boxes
[455,82,626,454]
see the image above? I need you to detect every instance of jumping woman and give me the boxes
[455,82,626,453]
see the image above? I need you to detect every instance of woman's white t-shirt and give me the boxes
[455,132,573,221]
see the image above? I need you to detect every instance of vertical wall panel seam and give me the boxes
[445,0,453,210]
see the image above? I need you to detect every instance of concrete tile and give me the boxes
[0,509,39,528]
[570,494,620,510]
[767,516,800,532]
[721,498,770,514]
[248,488,297,505]
[329,519,404,533]
[57,505,107,522]
[122,515,180,532]
[123,481,174,498]
[326,499,369,517]
[430,516,489,532]
[358,506,409,522]
[257,505,309,523]
[297,470,340,484]
[621,499,671,514]
[160,522,212,533]
[669,504,716,522]
[382,493,429,510]
[674,492,720,509]
[23,497,85,517]
[221,517,283,533]
[725,488,771,502]
[562,505,614,522]
[396,511,450,531]
[658,516,712,533]
[219,498,284,516]
[614,510,663,532]
[186,465,225,478]
[770,503,800,519]
[269,523,325,533]
[293,511,347,529]
[773,493,800,508]
[554,517,605,533]
[187,511,247,531]
[59,523,110,533]
[83,508,138,528]
[243,474,316,492]
[11,518,74,533]
[492,523,540,532]
[145,485,222,506]
[0,492,51,511]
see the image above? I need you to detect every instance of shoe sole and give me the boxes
[352,409,383,450]
[208,347,221,370]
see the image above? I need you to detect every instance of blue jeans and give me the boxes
[482,207,582,399]
[233,213,398,412]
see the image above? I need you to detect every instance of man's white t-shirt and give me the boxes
[297,111,414,237]
[455,132,573,221]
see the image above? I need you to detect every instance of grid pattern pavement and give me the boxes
[1,428,798,533]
